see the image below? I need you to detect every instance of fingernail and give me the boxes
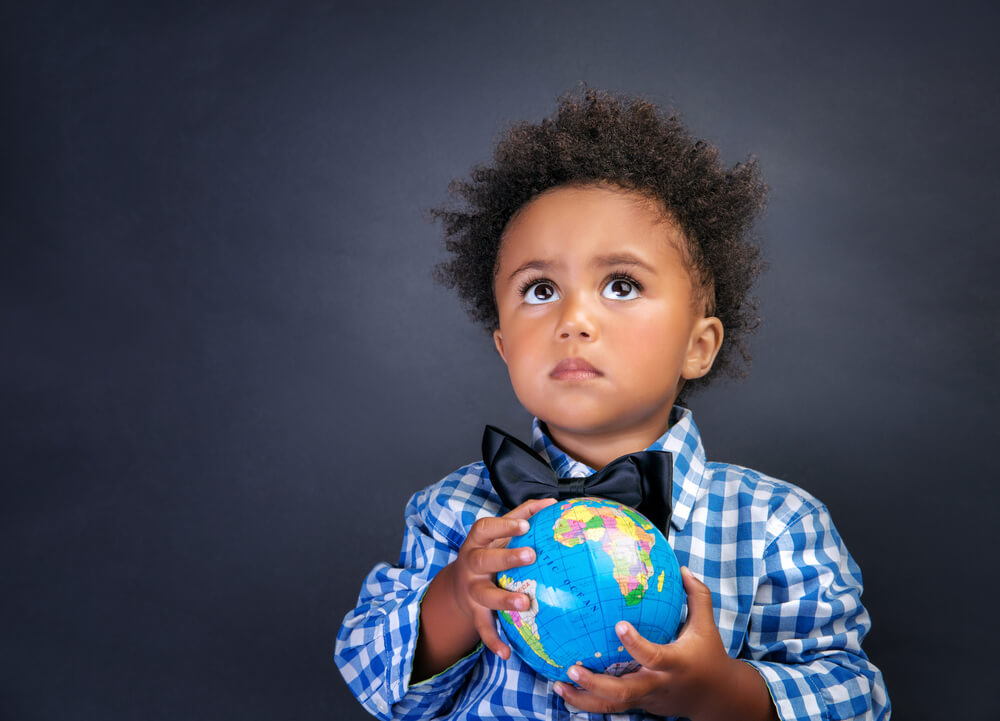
[517,520,529,533]
[553,682,564,696]
[516,596,529,610]
[519,549,533,562]
[615,621,629,637]
[567,666,580,681]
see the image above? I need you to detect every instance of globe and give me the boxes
[497,496,684,683]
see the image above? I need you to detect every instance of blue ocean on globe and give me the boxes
[497,496,684,683]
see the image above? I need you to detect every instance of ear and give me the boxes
[681,316,724,380]
[493,329,508,365]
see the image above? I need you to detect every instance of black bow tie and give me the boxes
[482,425,674,532]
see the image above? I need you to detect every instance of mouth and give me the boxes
[550,357,603,381]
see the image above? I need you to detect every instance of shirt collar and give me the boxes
[529,406,707,532]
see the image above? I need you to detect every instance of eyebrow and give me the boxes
[505,253,657,282]
[592,253,657,274]
[506,259,557,281]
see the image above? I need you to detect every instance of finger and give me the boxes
[678,566,715,630]
[473,608,510,659]
[553,681,623,714]
[466,545,536,575]
[614,621,672,670]
[503,497,558,521]
[553,666,637,714]
[467,578,532,612]
[467,516,530,547]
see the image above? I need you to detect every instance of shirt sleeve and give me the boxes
[741,501,891,721]
[334,468,495,720]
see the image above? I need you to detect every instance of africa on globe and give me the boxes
[497,497,684,683]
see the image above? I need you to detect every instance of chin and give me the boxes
[536,411,622,437]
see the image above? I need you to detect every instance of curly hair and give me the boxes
[432,89,766,395]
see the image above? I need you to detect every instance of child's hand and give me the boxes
[552,567,777,721]
[450,497,557,659]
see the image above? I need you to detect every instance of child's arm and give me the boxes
[335,473,497,721]
[553,567,778,721]
[551,502,890,720]
[335,471,555,721]
[739,505,890,720]
[412,497,556,681]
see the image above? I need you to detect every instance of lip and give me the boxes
[550,357,603,381]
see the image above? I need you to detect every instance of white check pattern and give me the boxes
[335,407,890,720]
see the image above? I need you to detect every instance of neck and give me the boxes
[543,409,676,470]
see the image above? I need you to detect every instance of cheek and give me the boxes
[500,328,548,383]
[506,341,546,380]
[617,314,689,368]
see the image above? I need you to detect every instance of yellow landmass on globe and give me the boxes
[497,575,562,669]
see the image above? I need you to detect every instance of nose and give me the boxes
[556,293,598,341]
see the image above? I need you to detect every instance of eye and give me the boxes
[523,280,560,305]
[602,277,640,300]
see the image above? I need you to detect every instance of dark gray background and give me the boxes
[4,1,998,719]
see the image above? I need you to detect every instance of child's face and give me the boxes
[492,185,722,454]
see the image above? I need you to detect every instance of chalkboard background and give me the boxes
[4,2,998,719]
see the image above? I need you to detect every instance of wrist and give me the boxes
[695,657,778,721]
[412,562,480,682]
[438,561,477,621]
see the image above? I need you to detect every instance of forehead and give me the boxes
[497,185,685,268]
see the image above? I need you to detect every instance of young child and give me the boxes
[335,91,890,720]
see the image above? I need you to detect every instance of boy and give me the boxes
[335,91,890,720]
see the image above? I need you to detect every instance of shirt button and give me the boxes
[374,697,388,714]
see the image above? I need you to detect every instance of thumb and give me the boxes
[679,566,715,630]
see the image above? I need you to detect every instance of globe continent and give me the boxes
[497,497,684,684]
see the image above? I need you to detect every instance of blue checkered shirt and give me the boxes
[335,407,890,720]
